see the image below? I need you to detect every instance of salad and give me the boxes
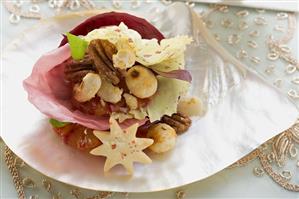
[24,12,201,174]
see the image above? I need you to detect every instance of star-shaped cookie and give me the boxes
[90,117,154,174]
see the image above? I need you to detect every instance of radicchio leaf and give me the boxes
[154,69,192,83]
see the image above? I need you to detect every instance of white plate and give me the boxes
[1,4,298,192]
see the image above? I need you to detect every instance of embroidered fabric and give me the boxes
[1,0,299,197]
[200,4,299,106]
[230,121,299,192]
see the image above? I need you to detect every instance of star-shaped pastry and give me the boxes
[90,117,154,174]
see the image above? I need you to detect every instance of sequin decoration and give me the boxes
[4,0,98,22]
[15,0,24,8]
[161,0,172,5]
[70,0,81,10]
[273,79,283,87]
[277,12,288,20]
[29,4,40,13]
[288,89,299,99]
[236,49,248,59]
[239,21,249,30]
[131,0,141,9]
[22,177,36,188]
[214,34,220,41]
[218,5,229,13]
[280,170,292,180]
[253,167,264,177]
[291,78,299,85]
[267,37,298,67]
[289,144,297,158]
[221,19,233,28]
[254,16,267,25]
[185,1,195,8]
[248,40,258,48]
[236,10,249,17]
[228,34,240,45]
[249,30,260,37]
[265,65,275,75]
[250,56,261,64]
[112,0,122,9]
[256,9,265,13]
[286,64,297,74]
[205,20,214,28]
[274,25,285,32]
[267,52,279,61]
[9,14,21,24]
[29,195,39,199]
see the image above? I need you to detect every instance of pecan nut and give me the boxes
[64,55,95,83]
[161,113,191,134]
[100,39,117,61]
[88,39,120,85]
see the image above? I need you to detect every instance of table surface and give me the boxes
[1,1,298,198]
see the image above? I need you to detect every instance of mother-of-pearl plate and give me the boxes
[1,3,298,192]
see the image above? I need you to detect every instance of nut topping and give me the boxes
[123,93,138,110]
[147,123,177,153]
[64,55,95,84]
[177,97,203,117]
[73,73,102,102]
[88,39,120,85]
[125,65,158,99]
[97,79,123,104]
[161,113,191,134]
[100,39,117,61]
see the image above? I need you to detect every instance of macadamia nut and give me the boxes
[73,73,102,102]
[97,79,123,104]
[125,65,158,99]
[147,123,176,153]
[177,97,203,117]
[123,93,138,110]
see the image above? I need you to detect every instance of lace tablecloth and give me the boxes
[1,1,298,198]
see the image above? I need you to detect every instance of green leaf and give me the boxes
[66,32,88,60]
[49,119,69,128]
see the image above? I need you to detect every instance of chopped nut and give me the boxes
[97,79,123,104]
[129,109,147,120]
[125,65,158,99]
[64,55,95,83]
[100,39,117,60]
[113,49,136,69]
[113,38,136,70]
[73,73,102,102]
[100,99,106,107]
[71,96,109,117]
[66,70,93,84]
[88,39,120,85]
[123,93,138,110]
[161,113,191,134]
[147,123,176,153]
[177,97,203,116]
[111,112,133,123]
